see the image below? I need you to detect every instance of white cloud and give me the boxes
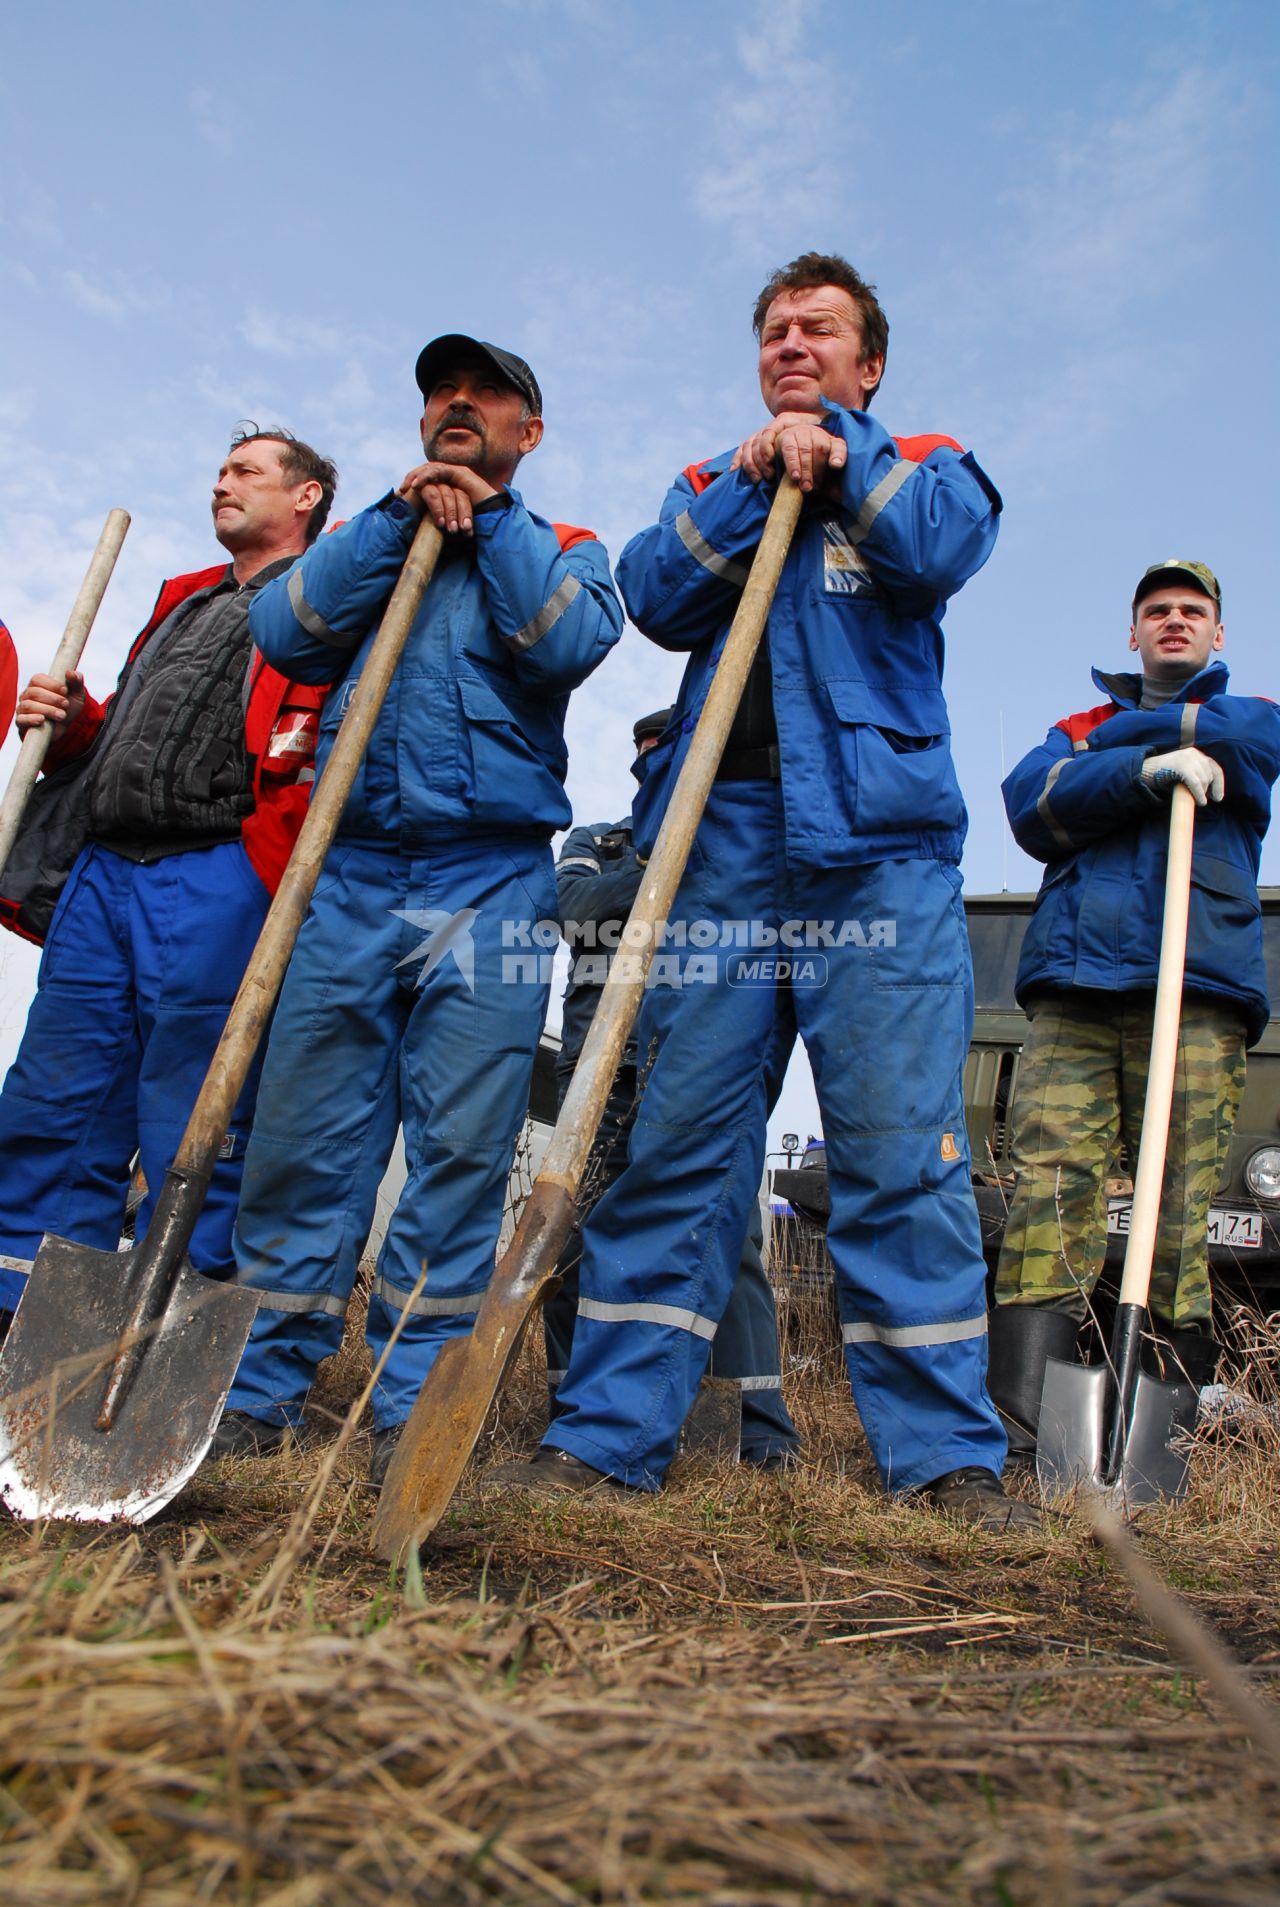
[188,85,234,156]
[62,268,168,324]
[692,0,839,254]
[239,307,362,359]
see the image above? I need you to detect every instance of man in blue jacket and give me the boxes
[988,562,1280,1460]
[495,252,1031,1529]
[210,336,623,1483]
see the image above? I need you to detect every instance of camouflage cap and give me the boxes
[1133,560,1222,611]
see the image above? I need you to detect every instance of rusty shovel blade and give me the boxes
[0,1233,259,1523]
[1036,1356,1199,1509]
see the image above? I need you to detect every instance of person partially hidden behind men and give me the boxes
[210,334,622,1485]
[987,560,1280,1460]
[0,428,337,1323]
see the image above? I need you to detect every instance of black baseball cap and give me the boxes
[633,706,674,748]
[414,334,542,416]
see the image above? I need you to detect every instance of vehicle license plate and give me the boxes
[1106,1200,1262,1249]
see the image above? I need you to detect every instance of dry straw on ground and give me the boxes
[2,1278,1279,1904]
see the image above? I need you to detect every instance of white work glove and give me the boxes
[1140,746,1225,806]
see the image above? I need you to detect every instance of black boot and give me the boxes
[986,1305,1079,1464]
[1143,1325,1219,1390]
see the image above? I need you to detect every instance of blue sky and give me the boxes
[1,0,1276,1152]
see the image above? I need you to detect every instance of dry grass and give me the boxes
[2,1285,1279,1904]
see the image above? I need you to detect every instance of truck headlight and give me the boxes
[1244,1147,1280,1202]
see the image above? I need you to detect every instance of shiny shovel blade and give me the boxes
[1037,1357,1199,1508]
[1113,1371,1198,1508]
[0,1233,260,1524]
[1037,1356,1108,1501]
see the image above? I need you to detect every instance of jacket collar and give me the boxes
[1091,658,1230,709]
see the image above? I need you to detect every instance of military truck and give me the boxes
[773,890,1280,1308]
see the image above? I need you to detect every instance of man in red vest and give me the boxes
[0,428,337,1320]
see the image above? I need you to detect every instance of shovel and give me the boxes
[0,515,444,1523]
[0,508,131,878]
[1038,782,1202,1508]
[373,476,804,1563]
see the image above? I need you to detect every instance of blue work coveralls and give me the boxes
[551,816,800,1464]
[223,492,622,1428]
[544,408,1009,1493]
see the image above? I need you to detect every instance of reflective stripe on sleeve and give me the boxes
[286,568,349,648]
[0,1255,33,1275]
[371,1274,480,1318]
[509,575,581,652]
[1180,703,1200,746]
[848,459,917,545]
[1035,757,1076,852]
[841,1313,987,1349]
[577,1295,718,1340]
[243,1287,347,1318]
[674,511,751,588]
[557,855,602,874]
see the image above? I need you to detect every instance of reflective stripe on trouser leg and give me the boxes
[546,784,785,1486]
[365,838,555,1427]
[794,857,1005,1491]
[228,843,409,1425]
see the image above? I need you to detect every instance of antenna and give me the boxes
[999,708,1008,893]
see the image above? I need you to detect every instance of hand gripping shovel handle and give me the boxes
[1104,781,1195,1475]
[0,508,130,880]
[372,476,804,1561]
[96,515,444,1429]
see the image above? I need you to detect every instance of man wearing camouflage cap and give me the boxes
[988,561,1280,1459]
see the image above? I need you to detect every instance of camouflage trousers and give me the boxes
[994,991,1247,1326]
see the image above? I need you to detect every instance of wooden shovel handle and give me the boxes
[0,508,130,879]
[1117,783,1196,1309]
[175,515,444,1175]
[542,476,803,1197]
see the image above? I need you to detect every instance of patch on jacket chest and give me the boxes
[820,520,880,598]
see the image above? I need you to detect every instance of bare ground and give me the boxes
[1,1284,1278,1905]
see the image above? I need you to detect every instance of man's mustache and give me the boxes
[436,406,484,436]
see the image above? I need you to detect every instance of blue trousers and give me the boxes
[226,838,554,1430]
[545,1051,801,1463]
[546,783,1006,1492]
[0,841,271,1310]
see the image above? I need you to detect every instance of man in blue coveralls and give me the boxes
[495,252,1036,1530]
[209,336,623,1485]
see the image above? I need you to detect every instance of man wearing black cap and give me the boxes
[210,336,622,1482]
[987,561,1280,1458]
[546,709,800,1468]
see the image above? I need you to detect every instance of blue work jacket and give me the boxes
[615,405,1001,868]
[1002,662,1280,1045]
[250,493,622,847]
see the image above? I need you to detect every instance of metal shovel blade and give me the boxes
[1113,1370,1199,1508]
[1037,1356,1200,1508]
[0,1234,259,1523]
[1037,1355,1108,1501]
